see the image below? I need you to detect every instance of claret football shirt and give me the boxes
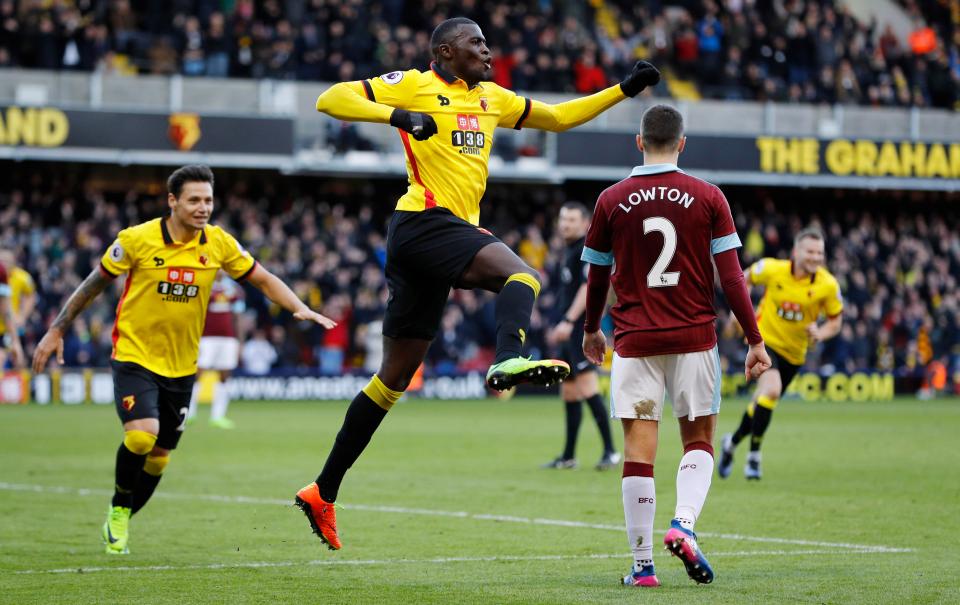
[583,164,742,357]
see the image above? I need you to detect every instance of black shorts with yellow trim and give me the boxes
[384,208,500,341]
[767,347,802,391]
[111,360,196,450]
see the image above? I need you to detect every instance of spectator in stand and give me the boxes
[241,328,278,375]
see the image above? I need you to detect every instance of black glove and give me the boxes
[619,61,661,97]
[390,108,438,141]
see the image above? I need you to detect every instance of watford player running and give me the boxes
[32,165,335,555]
[296,16,661,550]
[718,228,843,480]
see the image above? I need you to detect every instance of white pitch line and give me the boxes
[0,482,912,554]
[13,549,904,576]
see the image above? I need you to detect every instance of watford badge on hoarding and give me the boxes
[122,395,136,411]
[168,113,201,151]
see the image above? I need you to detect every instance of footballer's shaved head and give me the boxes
[640,104,684,152]
[431,17,478,59]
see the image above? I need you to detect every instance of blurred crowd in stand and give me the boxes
[1,0,956,108]
[1,167,957,396]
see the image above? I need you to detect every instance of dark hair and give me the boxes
[431,17,477,59]
[641,104,684,152]
[167,164,214,198]
[794,226,825,247]
[561,200,591,219]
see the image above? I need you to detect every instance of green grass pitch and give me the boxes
[1,396,958,604]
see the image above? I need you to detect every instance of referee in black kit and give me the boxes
[544,202,620,470]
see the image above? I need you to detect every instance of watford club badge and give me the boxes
[479,97,488,112]
[122,395,136,411]
[168,113,201,151]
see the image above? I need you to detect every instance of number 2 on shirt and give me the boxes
[643,216,680,288]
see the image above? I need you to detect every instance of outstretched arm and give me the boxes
[316,81,438,140]
[315,82,394,124]
[523,61,660,132]
[808,315,842,344]
[32,268,112,373]
[245,264,337,329]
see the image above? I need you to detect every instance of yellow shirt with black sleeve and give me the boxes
[0,266,35,333]
[748,258,844,365]
[316,62,627,226]
[100,217,256,378]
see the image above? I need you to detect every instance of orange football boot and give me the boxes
[294,482,342,550]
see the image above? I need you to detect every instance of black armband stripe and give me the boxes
[237,261,258,282]
[362,80,376,102]
[513,98,532,130]
[99,262,118,279]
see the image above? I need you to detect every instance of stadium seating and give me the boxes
[0,0,955,108]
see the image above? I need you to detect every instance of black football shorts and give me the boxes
[383,208,500,340]
[767,347,802,390]
[111,360,196,450]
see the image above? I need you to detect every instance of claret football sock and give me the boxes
[675,442,714,531]
[562,400,582,459]
[493,273,540,363]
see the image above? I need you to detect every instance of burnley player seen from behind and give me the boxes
[295,16,661,550]
[581,105,771,587]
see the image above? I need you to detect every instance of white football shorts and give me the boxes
[610,347,722,421]
[197,336,240,371]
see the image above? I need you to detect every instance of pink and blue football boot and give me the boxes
[664,519,714,584]
[622,563,660,587]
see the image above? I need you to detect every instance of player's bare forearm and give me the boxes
[49,268,111,333]
[247,265,337,329]
[315,82,393,124]
[524,85,626,132]
[247,266,306,314]
[818,316,843,340]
